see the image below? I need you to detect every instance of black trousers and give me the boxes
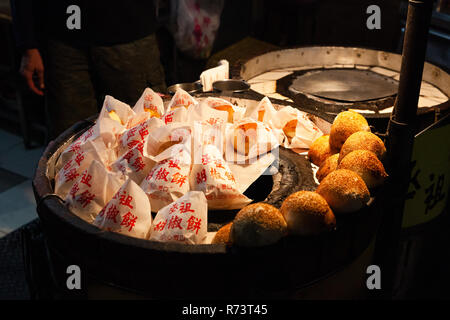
[45,33,166,138]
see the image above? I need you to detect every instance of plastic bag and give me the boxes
[170,0,225,59]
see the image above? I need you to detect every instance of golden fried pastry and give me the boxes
[143,107,161,118]
[316,169,370,214]
[257,109,265,122]
[329,110,370,150]
[212,104,235,123]
[233,122,258,156]
[283,119,298,143]
[316,153,339,182]
[230,203,287,247]
[211,223,232,244]
[108,110,124,125]
[337,150,388,189]
[338,131,386,163]
[308,135,338,166]
[280,191,336,236]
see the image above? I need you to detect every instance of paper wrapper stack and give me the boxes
[53,87,324,244]
[200,60,229,92]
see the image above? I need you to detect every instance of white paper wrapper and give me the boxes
[141,143,192,212]
[233,105,246,123]
[95,95,136,148]
[55,140,114,198]
[201,232,217,244]
[55,124,115,172]
[126,112,151,129]
[98,95,136,127]
[149,191,207,244]
[191,121,226,157]
[161,106,189,125]
[272,106,323,149]
[224,118,279,163]
[227,152,277,193]
[248,96,278,124]
[200,60,229,92]
[187,101,229,126]
[94,179,153,239]
[166,88,197,112]
[146,123,192,157]
[190,144,252,210]
[110,139,156,185]
[66,160,124,223]
[198,97,240,123]
[117,117,164,157]
[133,87,165,119]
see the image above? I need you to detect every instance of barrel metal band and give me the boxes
[36,193,65,211]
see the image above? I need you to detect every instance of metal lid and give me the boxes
[167,82,202,95]
[212,79,250,93]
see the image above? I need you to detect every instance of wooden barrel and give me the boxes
[32,97,383,299]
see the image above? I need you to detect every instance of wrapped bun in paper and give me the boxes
[149,191,207,244]
[117,117,163,157]
[273,106,323,149]
[225,118,279,162]
[146,123,192,157]
[95,96,136,148]
[55,139,115,198]
[161,106,189,125]
[133,87,165,119]
[126,112,151,129]
[248,96,278,124]
[110,140,155,185]
[188,101,229,126]
[141,142,192,212]
[55,124,118,172]
[198,97,240,123]
[66,160,124,223]
[94,179,152,239]
[167,88,197,112]
[98,95,135,127]
[192,121,226,158]
[190,144,252,210]
[55,125,99,172]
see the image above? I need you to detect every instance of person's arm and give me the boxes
[10,0,45,95]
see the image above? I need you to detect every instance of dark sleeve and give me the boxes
[9,0,39,50]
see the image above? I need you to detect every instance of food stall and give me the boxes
[0,0,447,301]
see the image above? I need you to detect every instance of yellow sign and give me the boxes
[402,119,450,229]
